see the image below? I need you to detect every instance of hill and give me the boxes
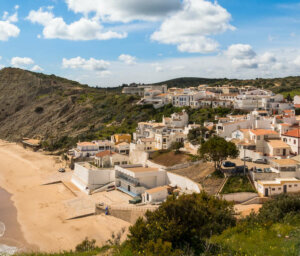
[1,68,300,151]
[154,76,300,96]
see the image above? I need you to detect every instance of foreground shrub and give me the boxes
[127,192,236,254]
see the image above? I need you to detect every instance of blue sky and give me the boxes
[1,0,300,86]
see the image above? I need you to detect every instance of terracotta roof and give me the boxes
[280,123,292,127]
[271,158,298,166]
[267,140,290,149]
[250,129,278,136]
[77,142,95,146]
[95,150,116,157]
[283,110,293,113]
[295,104,300,108]
[146,186,168,194]
[282,128,300,138]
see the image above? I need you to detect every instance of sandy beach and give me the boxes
[0,140,130,253]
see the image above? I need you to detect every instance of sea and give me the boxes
[0,187,26,255]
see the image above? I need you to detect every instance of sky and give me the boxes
[1,0,300,86]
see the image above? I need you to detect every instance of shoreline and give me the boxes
[0,140,129,252]
[0,186,33,253]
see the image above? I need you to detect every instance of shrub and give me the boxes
[34,106,44,114]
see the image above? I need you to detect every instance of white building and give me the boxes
[142,186,169,203]
[71,162,115,194]
[282,128,300,155]
[115,165,167,197]
[71,140,114,158]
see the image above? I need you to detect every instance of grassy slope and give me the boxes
[221,176,256,194]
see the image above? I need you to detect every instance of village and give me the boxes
[20,84,300,223]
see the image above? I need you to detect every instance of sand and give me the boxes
[0,141,130,253]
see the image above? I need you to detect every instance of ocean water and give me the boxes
[0,222,18,255]
[0,187,25,255]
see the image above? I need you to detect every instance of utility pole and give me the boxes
[243,146,246,176]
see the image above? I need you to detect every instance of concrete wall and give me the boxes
[95,204,157,224]
[219,192,258,203]
[129,146,149,165]
[167,172,201,193]
[250,171,280,182]
[72,163,115,192]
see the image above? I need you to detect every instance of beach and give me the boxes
[0,141,130,253]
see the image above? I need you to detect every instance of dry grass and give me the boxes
[151,151,191,167]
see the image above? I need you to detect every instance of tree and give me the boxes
[286,93,293,102]
[127,192,236,254]
[188,127,211,145]
[199,136,239,171]
[170,141,184,154]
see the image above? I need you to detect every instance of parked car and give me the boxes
[241,157,252,162]
[58,168,65,173]
[253,158,268,164]
[129,196,142,204]
[256,168,263,173]
[223,161,236,167]
[264,168,271,173]
[234,165,248,174]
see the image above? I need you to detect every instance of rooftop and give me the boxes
[250,129,278,136]
[283,128,300,138]
[126,167,159,173]
[145,186,168,194]
[267,140,290,149]
[77,142,95,146]
[95,150,116,158]
[271,158,298,166]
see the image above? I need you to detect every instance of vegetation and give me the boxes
[188,126,212,145]
[199,136,239,171]
[221,175,256,194]
[125,192,236,255]
[18,194,300,256]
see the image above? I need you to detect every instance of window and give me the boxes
[114,162,120,165]
[289,185,292,188]
[257,136,260,140]
[295,184,298,187]
[294,140,297,145]
[272,188,276,191]
[278,187,281,190]
[121,161,127,165]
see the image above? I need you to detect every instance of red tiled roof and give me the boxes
[95,150,116,157]
[282,128,300,138]
[250,129,278,136]
[295,104,300,108]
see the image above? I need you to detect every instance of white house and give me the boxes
[282,129,300,155]
[115,165,167,197]
[142,186,169,203]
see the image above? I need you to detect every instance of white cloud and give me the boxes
[65,0,181,22]
[293,56,300,66]
[27,8,126,40]
[62,57,110,71]
[14,5,19,10]
[118,54,136,65]
[31,65,44,72]
[0,10,20,41]
[11,57,34,68]
[225,44,256,59]
[259,52,276,64]
[151,0,235,53]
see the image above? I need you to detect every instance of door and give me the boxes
[283,185,287,193]
[128,185,131,192]
[283,149,286,156]
[265,188,269,197]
